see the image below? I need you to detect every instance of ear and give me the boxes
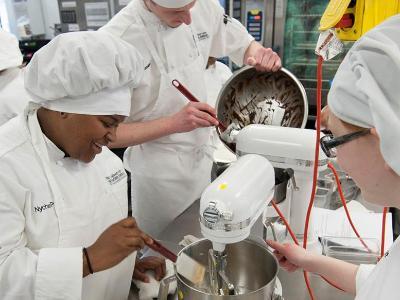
[319,106,329,130]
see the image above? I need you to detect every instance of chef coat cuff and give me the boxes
[355,264,375,295]
[230,34,255,67]
[35,247,83,300]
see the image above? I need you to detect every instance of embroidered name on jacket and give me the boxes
[197,32,209,41]
[34,201,54,213]
[106,169,127,185]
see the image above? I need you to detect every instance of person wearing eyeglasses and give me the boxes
[267,14,400,300]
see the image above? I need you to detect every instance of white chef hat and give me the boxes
[0,29,23,71]
[25,31,144,117]
[328,14,400,175]
[152,0,193,8]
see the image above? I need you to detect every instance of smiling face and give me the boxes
[321,106,400,208]
[54,113,125,163]
[144,0,196,28]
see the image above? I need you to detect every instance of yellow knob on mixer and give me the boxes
[218,183,228,190]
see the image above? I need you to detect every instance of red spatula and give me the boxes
[172,79,227,132]
[147,239,205,284]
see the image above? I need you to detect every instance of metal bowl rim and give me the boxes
[215,66,309,152]
[176,237,279,297]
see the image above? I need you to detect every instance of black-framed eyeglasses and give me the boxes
[320,129,370,158]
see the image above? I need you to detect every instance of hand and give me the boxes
[85,218,153,274]
[247,47,281,72]
[133,256,167,283]
[169,102,219,133]
[266,240,310,272]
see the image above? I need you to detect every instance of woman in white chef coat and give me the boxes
[101,0,282,237]
[267,15,400,300]
[0,29,29,125]
[0,31,165,300]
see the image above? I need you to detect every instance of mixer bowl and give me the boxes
[216,66,308,152]
[175,237,278,299]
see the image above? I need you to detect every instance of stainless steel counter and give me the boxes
[130,200,353,300]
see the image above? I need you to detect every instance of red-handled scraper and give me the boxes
[148,239,205,284]
[172,79,227,132]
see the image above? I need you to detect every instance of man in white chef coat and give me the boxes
[0,31,165,300]
[101,0,282,237]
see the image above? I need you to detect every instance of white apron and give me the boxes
[127,11,213,237]
[26,108,135,300]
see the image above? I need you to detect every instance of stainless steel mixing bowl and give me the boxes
[216,66,308,152]
[175,237,279,299]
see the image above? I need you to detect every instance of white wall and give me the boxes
[40,0,60,38]
[0,0,60,39]
[0,0,11,31]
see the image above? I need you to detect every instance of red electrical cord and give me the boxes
[327,163,372,252]
[270,200,344,293]
[302,56,323,250]
[270,201,316,299]
[296,55,324,299]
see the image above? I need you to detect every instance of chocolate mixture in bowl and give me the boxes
[216,67,308,152]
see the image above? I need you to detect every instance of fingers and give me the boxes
[126,236,145,250]
[133,268,150,283]
[186,103,219,127]
[246,56,257,66]
[259,48,274,71]
[189,102,216,115]
[271,55,282,72]
[135,257,167,281]
[279,256,298,272]
[192,116,217,127]
[190,103,218,119]
[192,110,219,126]
[153,257,166,281]
[121,217,138,228]
[247,48,282,72]
[126,229,153,247]
[266,240,286,253]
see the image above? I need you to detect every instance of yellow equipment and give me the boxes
[320,0,400,41]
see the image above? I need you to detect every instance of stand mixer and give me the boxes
[200,154,275,295]
[198,67,326,296]
[199,125,327,295]
[235,125,328,246]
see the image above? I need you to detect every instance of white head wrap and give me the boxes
[25,31,144,117]
[328,14,400,175]
[152,0,193,8]
[0,29,23,71]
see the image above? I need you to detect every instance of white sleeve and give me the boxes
[207,0,255,66]
[35,248,83,300]
[355,264,375,294]
[0,174,83,300]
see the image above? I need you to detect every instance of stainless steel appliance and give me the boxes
[159,237,279,299]
[57,0,127,32]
